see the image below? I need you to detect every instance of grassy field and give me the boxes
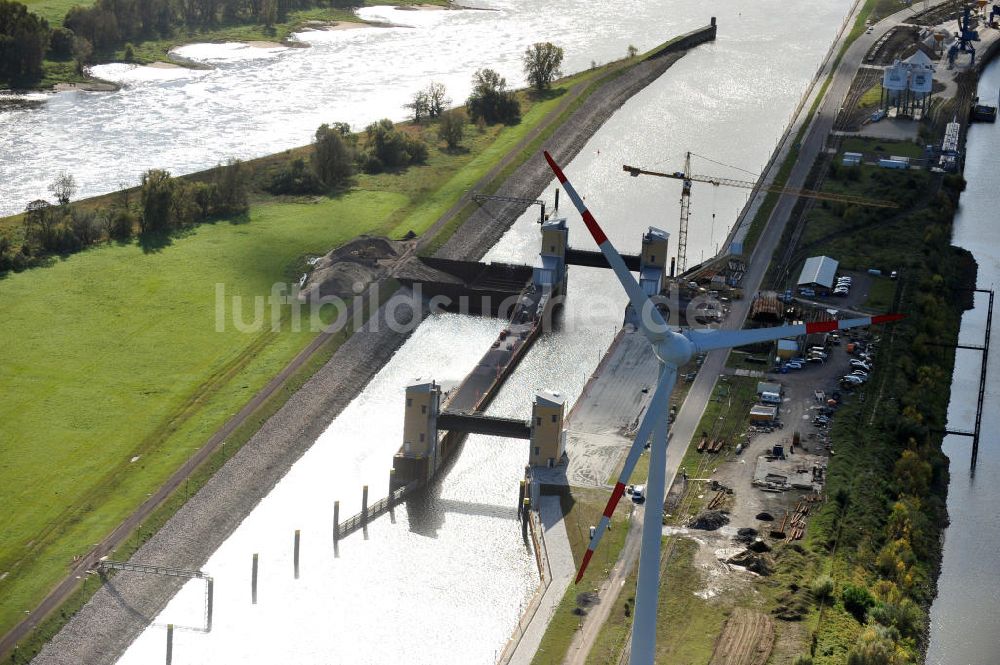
[0,196,401,631]
[585,538,726,665]
[530,487,631,665]
[0,59,612,646]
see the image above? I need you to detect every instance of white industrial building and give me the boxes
[797,255,839,291]
[882,51,935,118]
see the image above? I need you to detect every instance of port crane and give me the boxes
[624,152,899,274]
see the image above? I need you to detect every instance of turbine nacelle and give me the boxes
[654,330,695,368]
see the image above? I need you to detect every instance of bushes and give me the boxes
[466,68,520,125]
[811,574,834,602]
[842,584,876,623]
[312,124,355,187]
[437,109,467,150]
[360,119,427,173]
[266,157,322,195]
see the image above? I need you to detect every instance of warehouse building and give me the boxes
[797,255,839,292]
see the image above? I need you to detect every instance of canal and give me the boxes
[3,0,862,662]
[926,57,1000,665]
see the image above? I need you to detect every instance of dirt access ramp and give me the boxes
[708,607,775,665]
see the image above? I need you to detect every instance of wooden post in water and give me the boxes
[362,485,369,540]
[165,624,173,665]
[294,530,301,579]
[251,553,258,605]
[333,501,340,557]
[206,578,214,632]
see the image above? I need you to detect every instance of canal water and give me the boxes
[925,59,1000,665]
[2,0,861,662]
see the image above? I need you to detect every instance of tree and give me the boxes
[404,88,429,122]
[312,123,354,187]
[139,169,175,233]
[437,108,466,150]
[68,208,100,245]
[466,68,520,125]
[425,81,449,118]
[23,199,56,248]
[48,171,77,206]
[0,0,50,84]
[72,36,93,74]
[260,0,276,29]
[522,41,563,91]
[627,44,638,58]
[213,158,249,215]
[49,26,75,59]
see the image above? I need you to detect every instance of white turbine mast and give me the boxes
[543,150,903,665]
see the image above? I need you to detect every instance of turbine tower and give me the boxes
[543,150,903,665]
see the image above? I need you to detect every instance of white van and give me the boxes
[760,391,782,405]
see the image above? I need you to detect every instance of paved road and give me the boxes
[667,0,953,493]
[505,497,576,665]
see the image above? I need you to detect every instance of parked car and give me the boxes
[631,485,646,503]
[842,375,864,384]
[785,362,803,370]
[852,370,869,378]
[800,288,816,297]
[807,356,824,364]
[850,360,871,371]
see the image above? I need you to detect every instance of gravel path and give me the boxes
[29,27,712,665]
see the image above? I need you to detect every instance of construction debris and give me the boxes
[727,549,774,576]
[691,510,730,531]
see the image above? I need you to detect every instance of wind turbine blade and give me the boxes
[574,363,675,584]
[631,365,675,665]
[687,313,905,353]
[543,151,668,336]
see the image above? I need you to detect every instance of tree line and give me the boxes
[0,159,250,271]
[796,173,972,665]
[0,0,364,85]
[3,41,570,270]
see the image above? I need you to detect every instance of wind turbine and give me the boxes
[542,150,903,665]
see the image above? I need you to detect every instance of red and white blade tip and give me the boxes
[542,150,608,246]
[804,313,905,334]
[574,482,629,583]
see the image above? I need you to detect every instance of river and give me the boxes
[3,0,860,663]
[925,59,1000,665]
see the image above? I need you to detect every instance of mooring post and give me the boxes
[165,624,174,665]
[293,530,301,579]
[206,578,214,632]
[362,485,369,540]
[333,501,340,557]
[517,480,526,518]
[388,470,396,524]
[251,553,258,605]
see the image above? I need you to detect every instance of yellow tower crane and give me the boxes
[624,152,900,273]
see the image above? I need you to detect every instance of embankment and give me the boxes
[25,24,715,665]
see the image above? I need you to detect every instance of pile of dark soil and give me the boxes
[690,510,730,530]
